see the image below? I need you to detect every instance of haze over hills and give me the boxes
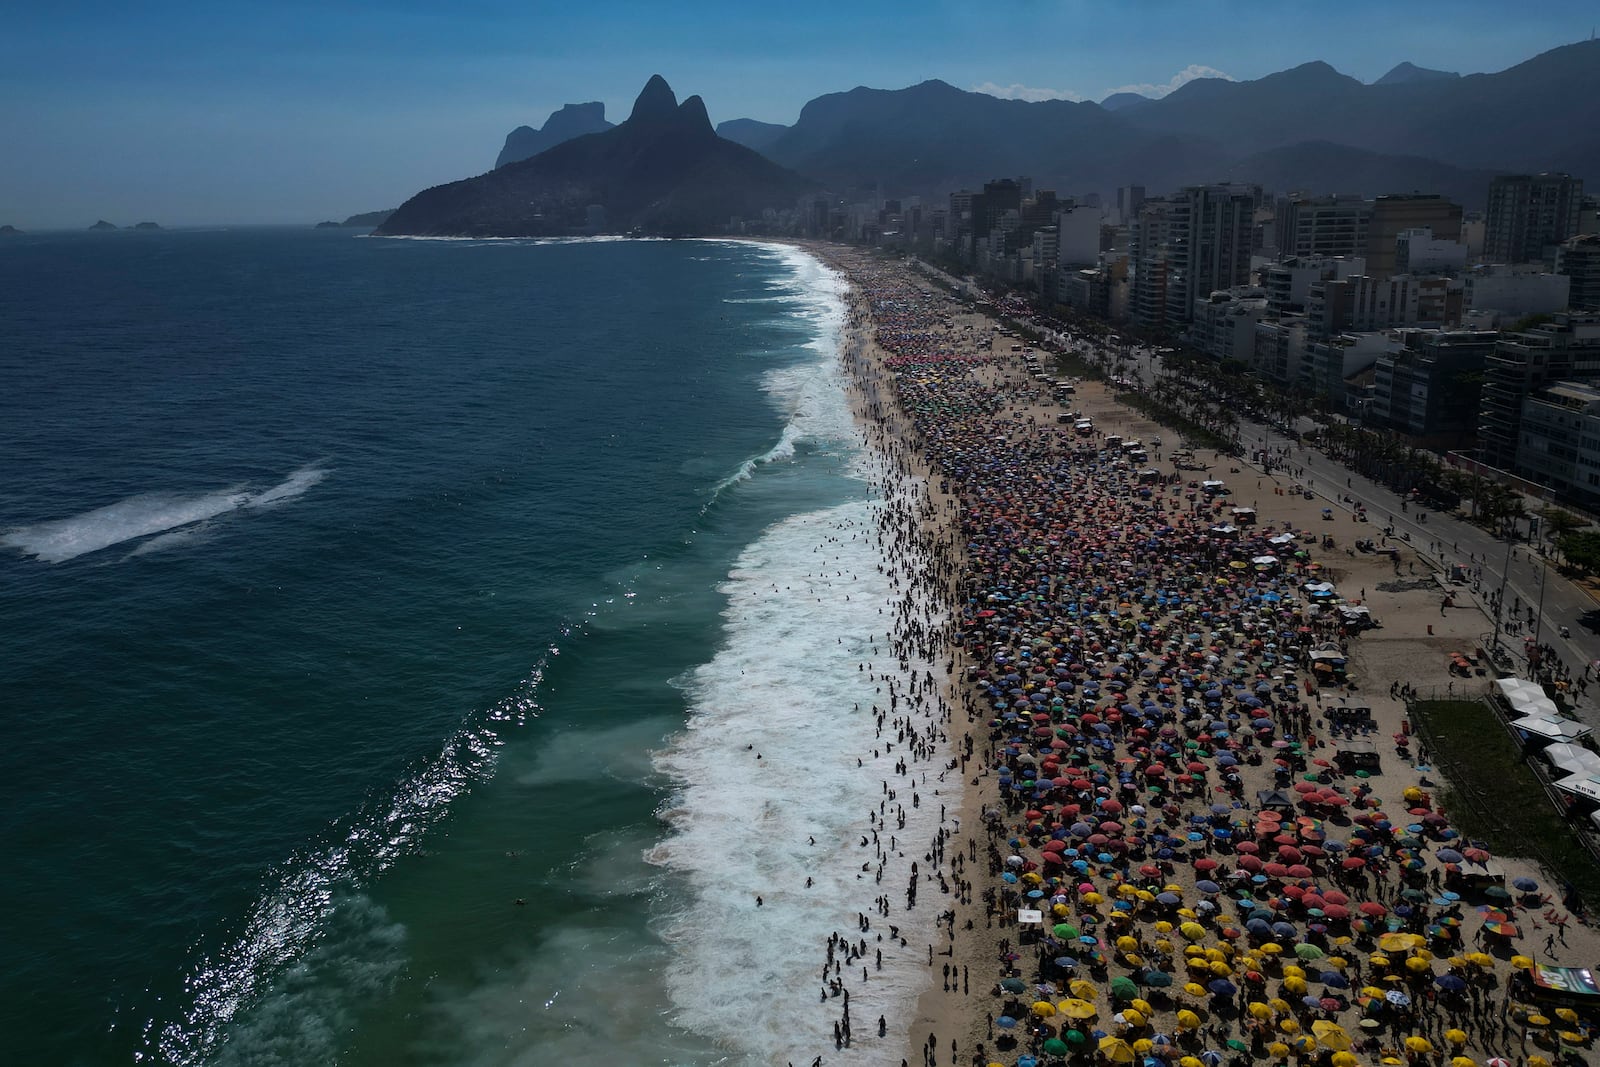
[380,76,814,238]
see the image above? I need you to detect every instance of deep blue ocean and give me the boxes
[0,230,939,1066]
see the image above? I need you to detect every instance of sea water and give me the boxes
[0,229,941,1065]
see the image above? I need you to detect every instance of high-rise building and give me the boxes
[1366,195,1462,279]
[1557,234,1600,310]
[1165,184,1259,325]
[1129,198,1177,330]
[1477,313,1600,470]
[1275,195,1371,260]
[1117,185,1145,226]
[1484,173,1583,265]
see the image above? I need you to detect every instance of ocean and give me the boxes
[0,230,941,1065]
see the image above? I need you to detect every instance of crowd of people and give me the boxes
[824,251,1594,1067]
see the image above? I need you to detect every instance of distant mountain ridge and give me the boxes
[495,102,614,168]
[713,40,1598,206]
[381,76,814,238]
[1374,61,1460,85]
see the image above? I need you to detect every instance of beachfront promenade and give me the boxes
[819,246,1597,1067]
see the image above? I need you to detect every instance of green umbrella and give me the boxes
[1065,1029,1087,1044]
[1294,942,1326,960]
[1110,975,1139,1000]
[1355,770,1371,778]
[1043,1037,1071,1055]
[1054,923,1081,939]
[1226,1038,1250,1051]
[1001,977,1027,993]
[1141,970,1173,987]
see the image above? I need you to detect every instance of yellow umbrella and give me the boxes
[1135,889,1155,902]
[1070,979,1098,1000]
[1378,932,1421,952]
[1155,939,1173,954]
[1268,997,1291,1014]
[1405,1036,1434,1053]
[1058,998,1097,1020]
[1412,947,1435,961]
[1403,786,1425,801]
[1123,953,1144,967]
[1179,921,1206,941]
[1381,1059,1405,1066]
[1282,964,1306,979]
[1022,872,1043,885]
[1312,1021,1352,1052]
[1031,1000,1057,1018]
[1559,1031,1586,1044]
[1359,986,1386,998]
[1525,1014,1551,1027]
[1116,935,1139,952]
[1083,892,1104,906]
[1154,920,1174,934]
[1182,982,1206,998]
[1248,1001,1273,1020]
[1555,1007,1579,1023]
[1511,954,1534,969]
[1130,998,1152,1016]
[1177,907,1198,919]
[1279,1018,1300,1033]
[1325,955,1347,969]
[1405,955,1432,973]
[1186,957,1211,972]
[1450,1058,1477,1067]
[1445,1028,1468,1045]
[1132,1038,1154,1053]
[1529,1057,1551,1067]
[1260,942,1283,955]
[1119,1008,1145,1027]
[1268,1042,1290,1058]
[1098,1036,1135,1063]
[1179,1058,1203,1067]
[1175,1009,1201,1031]
[1282,976,1307,994]
[1208,961,1232,977]
[1053,903,1070,917]
[1331,1053,1359,1067]
[1116,883,1138,896]
[1368,953,1391,968]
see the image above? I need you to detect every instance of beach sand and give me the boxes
[804,244,1600,1067]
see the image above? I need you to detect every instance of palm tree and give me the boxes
[1538,506,1587,564]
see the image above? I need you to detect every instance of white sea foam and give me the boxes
[653,497,950,1066]
[3,464,327,563]
[706,247,854,500]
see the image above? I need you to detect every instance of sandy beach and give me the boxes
[805,244,1599,1067]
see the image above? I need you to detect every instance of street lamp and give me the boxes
[1526,551,1550,683]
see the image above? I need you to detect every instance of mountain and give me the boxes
[1221,142,1502,209]
[760,78,1222,199]
[380,76,815,238]
[716,118,790,153]
[1099,92,1152,112]
[495,102,614,168]
[342,209,394,228]
[89,220,118,230]
[133,221,162,230]
[741,40,1598,206]
[1374,61,1460,85]
[0,225,21,236]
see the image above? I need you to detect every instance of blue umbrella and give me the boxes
[1207,979,1237,997]
[996,1015,1018,1029]
[1435,974,1468,992]
[1513,877,1538,892]
[1320,972,1349,988]
[1196,880,1222,895]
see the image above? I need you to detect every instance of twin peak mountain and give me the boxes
[377,76,813,238]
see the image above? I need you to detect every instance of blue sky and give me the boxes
[1,0,1593,227]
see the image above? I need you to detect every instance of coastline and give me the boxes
[805,243,1600,1067]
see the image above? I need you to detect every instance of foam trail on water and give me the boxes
[3,464,327,563]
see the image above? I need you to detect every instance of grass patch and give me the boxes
[1410,699,1600,913]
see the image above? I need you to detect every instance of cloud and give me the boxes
[1103,64,1234,100]
[971,81,1087,103]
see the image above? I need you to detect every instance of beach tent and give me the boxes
[1496,678,1560,718]
[1551,771,1600,803]
[1539,742,1600,776]
[1510,716,1592,743]
[1269,533,1296,546]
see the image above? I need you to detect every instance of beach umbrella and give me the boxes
[1059,998,1097,1020]
[1110,976,1139,1001]
[1001,977,1028,993]
[1312,1021,1352,1052]
[1031,1000,1057,1018]
[1445,1028,1469,1045]
[1042,1037,1070,1056]
[1098,1037,1136,1063]
[1406,1036,1434,1053]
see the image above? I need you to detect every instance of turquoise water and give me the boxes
[1,231,930,1065]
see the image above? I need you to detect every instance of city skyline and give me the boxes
[2,0,1596,228]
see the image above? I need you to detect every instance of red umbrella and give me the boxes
[1286,864,1314,878]
[1277,845,1303,862]
[1194,858,1219,872]
[1341,857,1367,870]
[1358,901,1386,916]
[1235,841,1260,854]
[1322,890,1349,906]
[1239,856,1264,872]
[1323,904,1350,920]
